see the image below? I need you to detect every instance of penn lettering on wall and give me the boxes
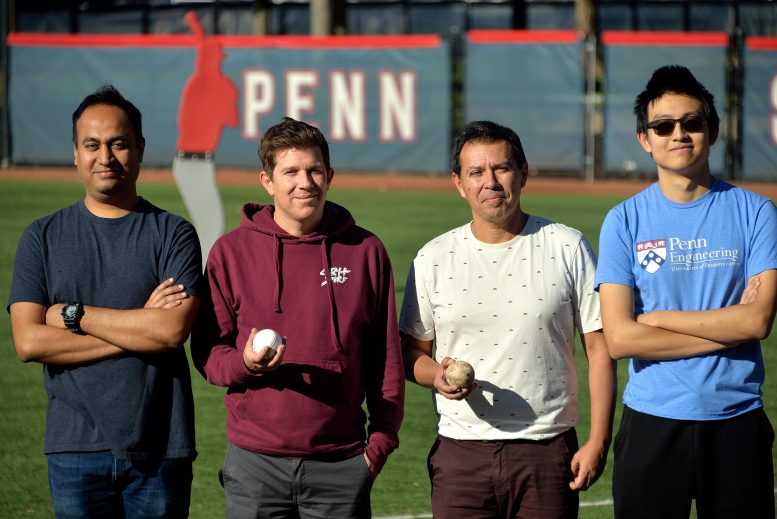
[242,69,417,143]
[7,31,449,174]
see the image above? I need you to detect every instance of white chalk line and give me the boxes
[375,489,777,519]
[375,499,614,519]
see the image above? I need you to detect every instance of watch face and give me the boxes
[63,306,78,319]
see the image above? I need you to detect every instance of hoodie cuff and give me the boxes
[233,350,263,385]
[364,436,395,474]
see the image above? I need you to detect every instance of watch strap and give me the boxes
[61,302,84,333]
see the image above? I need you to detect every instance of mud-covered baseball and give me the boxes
[252,328,282,359]
[445,360,475,388]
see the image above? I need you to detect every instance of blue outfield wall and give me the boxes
[465,30,584,172]
[7,30,777,181]
[8,33,450,174]
[742,37,777,181]
[602,32,728,177]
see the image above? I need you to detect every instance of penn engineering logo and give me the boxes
[636,239,666,274]
[321,266,351,286]
[636,236,739,273]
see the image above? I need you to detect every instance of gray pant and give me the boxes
[220,443,373,519]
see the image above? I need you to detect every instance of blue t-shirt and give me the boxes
[595,178,777,420]
[7,198,202,460]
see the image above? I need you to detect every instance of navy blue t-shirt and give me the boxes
[8,197,202,460]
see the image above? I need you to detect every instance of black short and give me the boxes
[613,406,774,519]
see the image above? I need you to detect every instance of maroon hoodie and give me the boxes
[192,201,404,471]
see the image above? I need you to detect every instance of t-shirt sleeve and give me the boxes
[747,200,777,277]
[398,258,435,342]
[571,235,602,334]
[162,220,204,298]
[594,206,635,290]
[7,222,49,311]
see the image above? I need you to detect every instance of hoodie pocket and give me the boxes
[228,359,354,420]
[227,359,366,453]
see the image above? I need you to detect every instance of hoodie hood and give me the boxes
[240,200,355,242]
[239,201,356,352]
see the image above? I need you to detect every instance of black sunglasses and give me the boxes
[646,116,706,137]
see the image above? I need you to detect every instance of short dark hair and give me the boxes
[72,85,143,146]
[452,120,527,175]
[634,65,719,138]
[258,117,331,176]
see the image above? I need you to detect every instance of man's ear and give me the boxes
[451,171,465,199]
[709,126,719,146]
[137,137,145,162]
[259,170,275,197]
[637,131,652,154]
[519,162,528,188]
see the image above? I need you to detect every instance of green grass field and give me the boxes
[0,178,774,518]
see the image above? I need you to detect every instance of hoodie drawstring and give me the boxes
[272,236,282,313]
[320,240,344,353]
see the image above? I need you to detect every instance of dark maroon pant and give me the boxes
[428,430,579,519]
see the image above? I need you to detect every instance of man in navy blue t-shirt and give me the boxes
[7,85,202,518]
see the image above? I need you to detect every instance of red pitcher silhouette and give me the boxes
[173,11,238,267]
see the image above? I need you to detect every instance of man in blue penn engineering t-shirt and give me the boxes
[7,85,202,518]
[596,65,777,518]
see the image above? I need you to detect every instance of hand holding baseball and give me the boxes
[445,360,475,388]
[252,328,282,358]
[435,357,476,400]
[243,328,285,374]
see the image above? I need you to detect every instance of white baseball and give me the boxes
[445,360,475,388]
[252,328,282,359]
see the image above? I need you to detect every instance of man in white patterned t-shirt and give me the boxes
[399,120,616,519]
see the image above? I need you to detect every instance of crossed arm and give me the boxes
[10,279,199,365]
[600,269,777,360]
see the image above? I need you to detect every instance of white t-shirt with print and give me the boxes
[400,216,601,440]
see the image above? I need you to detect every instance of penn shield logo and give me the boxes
[636,239,666,274]
[321,266,351,286]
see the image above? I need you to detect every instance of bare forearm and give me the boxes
[401,333,471,399]
[404,347,439,388]
[587,352,616,446]
[580,332,616,446]
[11,302,124,364]
[77,304,196,352]
[604,318,726,360]
[43,297,199,353]
[15,322,123,365]
[642,305,774,344]
[601,283,729,360]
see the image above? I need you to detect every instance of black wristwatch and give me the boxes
[61,302,84,333]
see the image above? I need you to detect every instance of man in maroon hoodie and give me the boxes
[192,117,404,518]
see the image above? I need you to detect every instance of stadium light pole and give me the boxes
[252,0,269,35]
[577,0,600,181]
[310,0,332,35]
[575,0,595,35]
[310,0,346,35]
